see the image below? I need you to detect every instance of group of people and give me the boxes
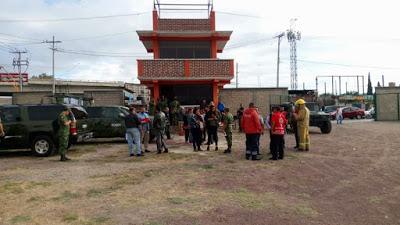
[56,96,310,162]
[182,102,234,154]
[241,98,310,161]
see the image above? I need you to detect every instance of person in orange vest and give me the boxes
[270,105,287,160]
[241,103,263,160]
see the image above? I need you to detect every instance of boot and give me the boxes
[198,147,203,151]
[163,148,169,153]
[252,155,262,161]
[215,146,218,151]
[206,145,210,151]
[64,156,71,161]
[223,148,231,154]
[245,154,251,160]
[157,150,162,154]
[60,154,67,161]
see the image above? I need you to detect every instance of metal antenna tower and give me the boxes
[287,19,301,90]
[10,49,29,92]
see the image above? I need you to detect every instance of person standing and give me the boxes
[222,108,234,154]
[125,107,142,157]
[241,103,263,160]
[293,99,310,151]
[217,101,225,113]
[256,107,264,155]
[205,105,220,151]
[290,103,300,150]
[190,107,204,151]
[169,96,180,126]
[336,107,343,124]
[153,106,169,154]
[163,107,171,139]
[58,106,72,161]
[157,96,168,114]
[237,104,244,132]
[270,106,287,160]
[138,105,151,153]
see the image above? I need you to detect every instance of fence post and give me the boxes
[398,93,400,121]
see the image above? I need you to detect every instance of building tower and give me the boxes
[136,0,234,105]
[287,19,301,90]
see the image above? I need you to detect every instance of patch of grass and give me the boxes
[113,174,143,186]
[167,153,193,160]
[167,197,186,205]
[27,196,45,202]
[10,215,31,224]
[145,222,165,225]
[200,164,214,170]
[0,182,24,194]
[62,213,79,222]
[368,196,383,204]
[292,204,319,217]
[52,191,81,202]
[86,186,120,198]
[229,189,265,209]
[225,159,236,164]
[143,168,162,178]
[27,181,52,189]
[91,216,110,224]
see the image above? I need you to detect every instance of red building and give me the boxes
[136,1,234,105]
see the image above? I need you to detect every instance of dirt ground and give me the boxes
[0,120,400,225]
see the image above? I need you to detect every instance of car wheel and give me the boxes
[320,122,332,134]
[357,115,361,119]
[31,135,54,157]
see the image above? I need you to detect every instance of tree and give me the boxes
[31,73,53,79]
[367,72,373,95]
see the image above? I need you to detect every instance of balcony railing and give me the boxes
[137,59,234,81]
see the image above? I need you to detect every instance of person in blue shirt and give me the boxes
[138,105,151,153]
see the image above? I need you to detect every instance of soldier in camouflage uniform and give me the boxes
[223,108,234,154]
[153,106,169,154]
[58,106,72,161]
[169,96,180,126]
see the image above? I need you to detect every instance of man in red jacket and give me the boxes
[241,103,263,160]
[270,106,288,160]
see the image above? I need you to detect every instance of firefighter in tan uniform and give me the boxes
[293,99,310,151]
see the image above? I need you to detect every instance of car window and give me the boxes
[85,108,103,118]
[1,107,20,123]
[342,108,350,112]
[28,106,63,121]
[102,107,119,118]
[70,107,88,120]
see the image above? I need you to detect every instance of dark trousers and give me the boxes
[207,126,218,146]
[271,134,284,159]
[202,128,207,142]
[185,128,190,142]
[269,130,273,154]
[245,134,259,158]
[191,128,202,150]
[165,125,171,139]
[293,124,299,148]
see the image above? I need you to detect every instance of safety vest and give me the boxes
[271,112,286,135]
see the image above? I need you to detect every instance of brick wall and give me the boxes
[138,59,233,80]
[219,88,288,116]
[158,19,211,31]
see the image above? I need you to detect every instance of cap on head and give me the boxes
[63,106,70,111]
[249,102,255,108]
[295,99,306,106]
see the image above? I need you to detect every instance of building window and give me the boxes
[159,41,211,59]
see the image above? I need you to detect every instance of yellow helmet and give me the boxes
[295,98,306,105]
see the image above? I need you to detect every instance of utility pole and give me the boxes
[324,82,326,96]
[44,36,62,95]
[235,63,239,88]
[11,49,29,92]
[382,75,385,87]
[274,32,285,88]
[346,82,348,95]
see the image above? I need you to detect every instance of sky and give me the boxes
[1,0,400,94]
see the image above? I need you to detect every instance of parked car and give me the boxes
[330,107,365,120]
[0,104,92,156]
[85,106,157,141]
[364,107,375,119]
[324,105,340,114]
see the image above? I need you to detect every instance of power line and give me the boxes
[0,11,149,23]
[297,59,400,70]
[56,49,148,58]
[63,31,136,42]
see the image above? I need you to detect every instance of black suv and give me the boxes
[85,106,130,138]
[85,106,156,140]
[0,104,93,156]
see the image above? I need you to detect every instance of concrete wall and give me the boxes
[84,91,124,106]
[12,92,54,104]
[375,87,400,121]
[219,88,288,116]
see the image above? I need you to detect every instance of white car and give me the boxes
[364,107,375,119]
